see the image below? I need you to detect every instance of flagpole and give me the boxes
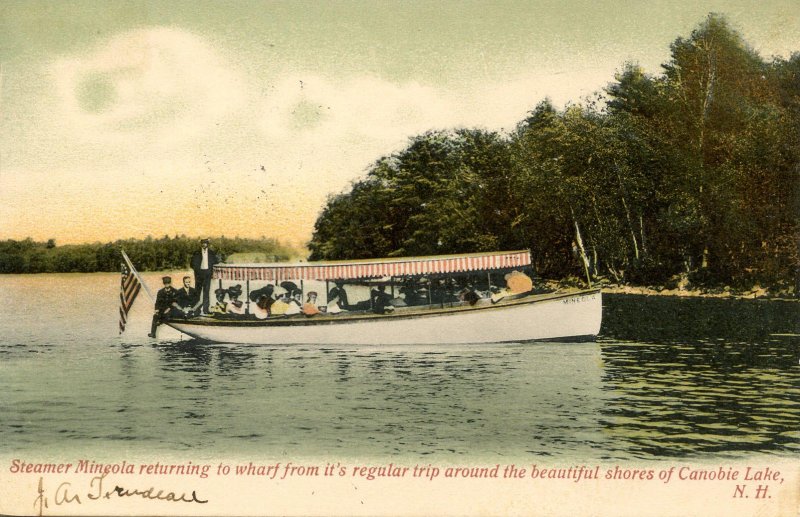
[121,249,155,302]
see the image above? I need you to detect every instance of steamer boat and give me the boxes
[127,250,602,345]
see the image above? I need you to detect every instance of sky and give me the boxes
[0,0,797,248]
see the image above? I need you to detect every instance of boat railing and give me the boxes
[191,288,592,324]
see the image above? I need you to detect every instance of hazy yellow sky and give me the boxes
[0,1,797,247]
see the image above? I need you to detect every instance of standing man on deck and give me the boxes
[191,238,220,315]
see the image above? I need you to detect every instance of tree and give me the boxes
[309,129,517,260]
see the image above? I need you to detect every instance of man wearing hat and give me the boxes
[149,276,179,338]
[191,238,220,315]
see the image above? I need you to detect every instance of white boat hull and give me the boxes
[167,289,602,345]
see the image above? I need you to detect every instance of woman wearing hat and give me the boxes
[252,294,272,320]
[225,284,246,315]
[285,290,303,315]
[301,291,321,316]
[209,287,228,315]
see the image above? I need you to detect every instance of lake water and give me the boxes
[0,273,797,462]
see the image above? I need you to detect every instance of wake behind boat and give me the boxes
[127,250,602,345]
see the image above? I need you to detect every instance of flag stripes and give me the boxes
[119,265,142,333]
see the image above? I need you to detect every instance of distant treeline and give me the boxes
[0,236,295,273]
[309,15,799,291]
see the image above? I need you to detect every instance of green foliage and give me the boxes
[309,128,518,260]
[309,14,798,291]
[0,236,296,273]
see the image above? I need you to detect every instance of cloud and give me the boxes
[259,74,459,143]
[48,27,246,148]
[3,26,620,245]
[252,68,611,198]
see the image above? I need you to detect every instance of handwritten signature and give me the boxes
[33,474,207,516]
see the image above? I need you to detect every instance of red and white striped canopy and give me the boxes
[213,250,531,282]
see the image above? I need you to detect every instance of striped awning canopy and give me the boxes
[213,250,531,282]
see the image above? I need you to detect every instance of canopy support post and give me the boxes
[246,279,250,314]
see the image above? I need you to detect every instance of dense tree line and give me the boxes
[0,235,295,273]
[309,15,799,291]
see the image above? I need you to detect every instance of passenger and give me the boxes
[505,270,533,294]
[491,289,508,304]
[327,281,350,310]
[249,284,274,303]
[248,285,274,319]
[285,290,303,315]
[270,291,290,315]
[417,287,430,306]
[389,291,407,307]
[190,238,220,315]
[252,294,271,320]
[326,292,347,314]
[302,291,321,316]
[149,276,179,338]
[371,285,394,314]
[400,282,423,306]
[209,288,228,315]
[175,275,202,317]
[431,279,458,304]
[280,281,299,295]
[225,285,246,315]
[458,287,481,306]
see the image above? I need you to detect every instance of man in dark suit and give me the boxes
[191,238,220,314]
[175,275,202,317]
[149,276,179,338]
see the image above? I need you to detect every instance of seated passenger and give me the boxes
[371,285,394,314]
[175,276,202,317]
[302,291,321,316]
[252,294,271,320]
[249,284,274,303]
[505,270,533,294]
[226,285,246,315]
[428,278,457,305]
[149,276,179,338]
[458,287,481,306]
[326,292,347,314]
[327,281,350,310]
[285,290,303,315]
[490,286,507,304]
[389,296,407,307]
[280,281,299,295]
[210,288,228,315]
[270,291,290,315]
[400,282,423,306]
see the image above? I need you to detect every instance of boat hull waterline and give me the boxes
[167,289,602,345]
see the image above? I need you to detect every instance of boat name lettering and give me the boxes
[562,294,596,304]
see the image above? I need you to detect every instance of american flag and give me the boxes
[119,263,142,333]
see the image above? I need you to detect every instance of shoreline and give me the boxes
[544,281,797,301]
[0,271,796,301]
